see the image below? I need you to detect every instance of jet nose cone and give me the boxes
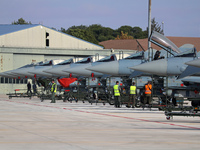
[130,59,168,76]
[86,61,119,75]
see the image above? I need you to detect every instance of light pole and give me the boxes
[148,0,152,61]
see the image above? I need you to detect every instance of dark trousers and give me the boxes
[114,96,120,108]
[51,92,56,103]
[144,94,151,105]
[128,94,136,107]
[27,89,32,96]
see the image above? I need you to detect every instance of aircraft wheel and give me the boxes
[166,116,170,120]
[191,100,200,107]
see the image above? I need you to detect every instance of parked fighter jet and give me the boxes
[9,62,44,79]
[0,62,42,79]
[86,49,168,78]
[129,32,197,76]
[43,58,84,77]
[62,53,131,78]
[0,71,19,79]
[62,53,132,78]
[86,51,144,77]
[28,59,65,78]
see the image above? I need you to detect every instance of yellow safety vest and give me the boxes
[130,85,136,94]
[51,83,57,93]
[113,85,120,96]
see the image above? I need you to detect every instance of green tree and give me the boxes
[117,25,134,37]
[67,28,99,44]
[132,27,146,39]
[115,31,134,40]
[12,18,32,25]
[151,17,163,34]
[116,25,147,39]
[87,24,103,40]
[66,25,88,33]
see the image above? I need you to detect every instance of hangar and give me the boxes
[0,24,135,94]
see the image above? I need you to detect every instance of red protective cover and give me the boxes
[57,77,77,88]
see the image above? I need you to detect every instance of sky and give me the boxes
[0,0,200,37]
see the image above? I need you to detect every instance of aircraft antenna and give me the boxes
[136,39,145,52]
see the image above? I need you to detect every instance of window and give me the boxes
[46,39,49,47]
[5,78,8,83]
[9,78,12,83]
[1,77,4,83]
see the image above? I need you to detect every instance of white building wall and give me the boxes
[0,25,103,50]
[13,54,44,69]
[0,53,13,72]
[0,84,27,94]
[0,26,45,48]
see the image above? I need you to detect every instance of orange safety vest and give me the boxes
[145,84,152,94]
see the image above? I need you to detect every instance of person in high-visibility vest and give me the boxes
[113,81,121,108]
[127,82,136,108]
[50,80,57,103]
[144,81,152,105]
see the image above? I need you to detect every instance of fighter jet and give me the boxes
[86,49,167,78]
[43,58,84,77]
[0,62,43,79]
[129,31,197,77]
[62,53,132,78]
[9,62,44,79]
[28,59,65,78]
[86,51,144,77]
[0,71,19,79]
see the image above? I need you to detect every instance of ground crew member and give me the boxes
[33,82,37,95]
[50,80,57,103]
[127,82,136,108]
[27,81,32,96]
[113,81,121,108]
[144,81,152,105]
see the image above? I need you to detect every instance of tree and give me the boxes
[12,18,32,25]
[67,28,99,44]
[66,25,88,33]
[151,17,163,34]
[115,31,134,40]
[132,27,146,39]
[117,25,134,37]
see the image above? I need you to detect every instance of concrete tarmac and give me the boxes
[0,95,200,150]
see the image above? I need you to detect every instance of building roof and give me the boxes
[100,37,200,52]
[0,24,39,36]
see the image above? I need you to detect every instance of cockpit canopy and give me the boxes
[124,51,144,60]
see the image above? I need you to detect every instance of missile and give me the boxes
[185,59,200,68]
